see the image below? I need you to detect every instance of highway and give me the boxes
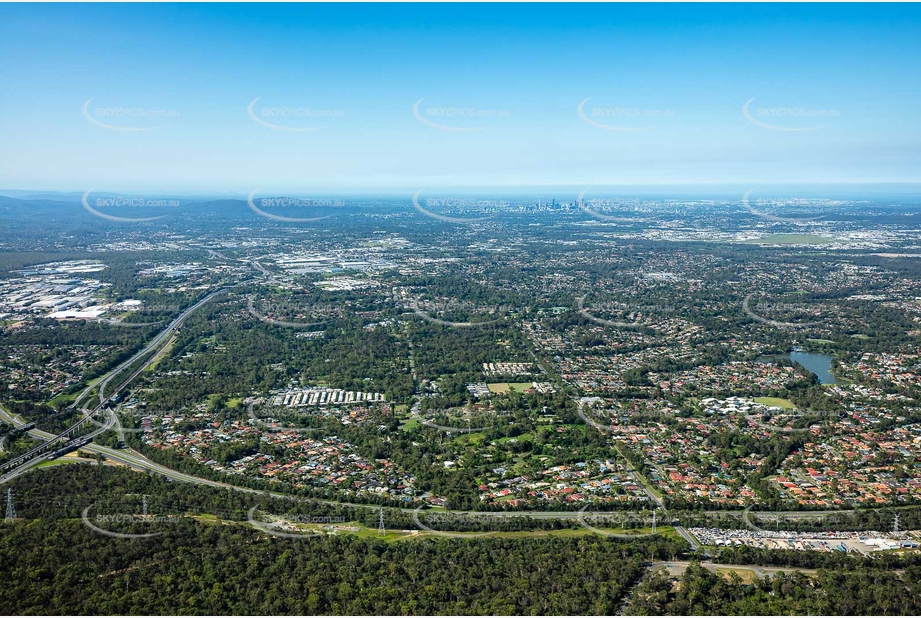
[0,411,688,522]
[0,403,114,472]
[0,279,911,539]
[71,287,230,412]
[0,412,745,530]
[96,287,230,404]
[58,442,604,519]
[249,260,272,277]
[0,287,231,473]
[2,397,917,537]
[206,249,231,261]
[247,296,323,329]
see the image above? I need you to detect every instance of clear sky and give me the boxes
[1,3,919,193]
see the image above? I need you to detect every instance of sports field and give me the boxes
[754,397,797,409]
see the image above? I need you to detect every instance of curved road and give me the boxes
[1,279,912,537]
[2,399,917,532]
[1,288,231,472]
[577,400,699,550]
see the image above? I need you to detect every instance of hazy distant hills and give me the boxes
[0,196,269,223]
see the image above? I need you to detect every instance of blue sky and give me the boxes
[0,3,919,193]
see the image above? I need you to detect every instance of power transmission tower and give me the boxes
[652,509,657,534]
[4,489,15,520]
[378,508,385,535]
[142,495,148,516]
[894,514,900,536]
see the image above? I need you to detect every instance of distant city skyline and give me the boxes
[1,3,920,192]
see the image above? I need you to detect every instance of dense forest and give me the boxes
[0,467,682,615]
[5,465,921,615]
[626,562,921,615]
[0,518,660,615]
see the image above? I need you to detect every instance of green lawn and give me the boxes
[487,382,534,394]
[754,397,797,409]
[86,510,683,545]
[452,431,487,444]
[48,391,78,406]
[143,336,176,373]
[508,382,534,392]
[34,458,84,469]
[400,418,420,431]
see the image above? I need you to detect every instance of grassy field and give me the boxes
[488,382,534,394]
[34,452,114,469]
[143,335,176,373]
[754,396,797,409]
[34,458,84,469]
[715,567,758,584]
[496,433,533,444]
[249,518,680,543]
[400,418,420,431]
[47,391,78,407]
[47,375,105,407]
[451,431,488,444]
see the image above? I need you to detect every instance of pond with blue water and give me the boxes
[756,350,837,384]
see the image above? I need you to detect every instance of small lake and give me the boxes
[757,350,837,384]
